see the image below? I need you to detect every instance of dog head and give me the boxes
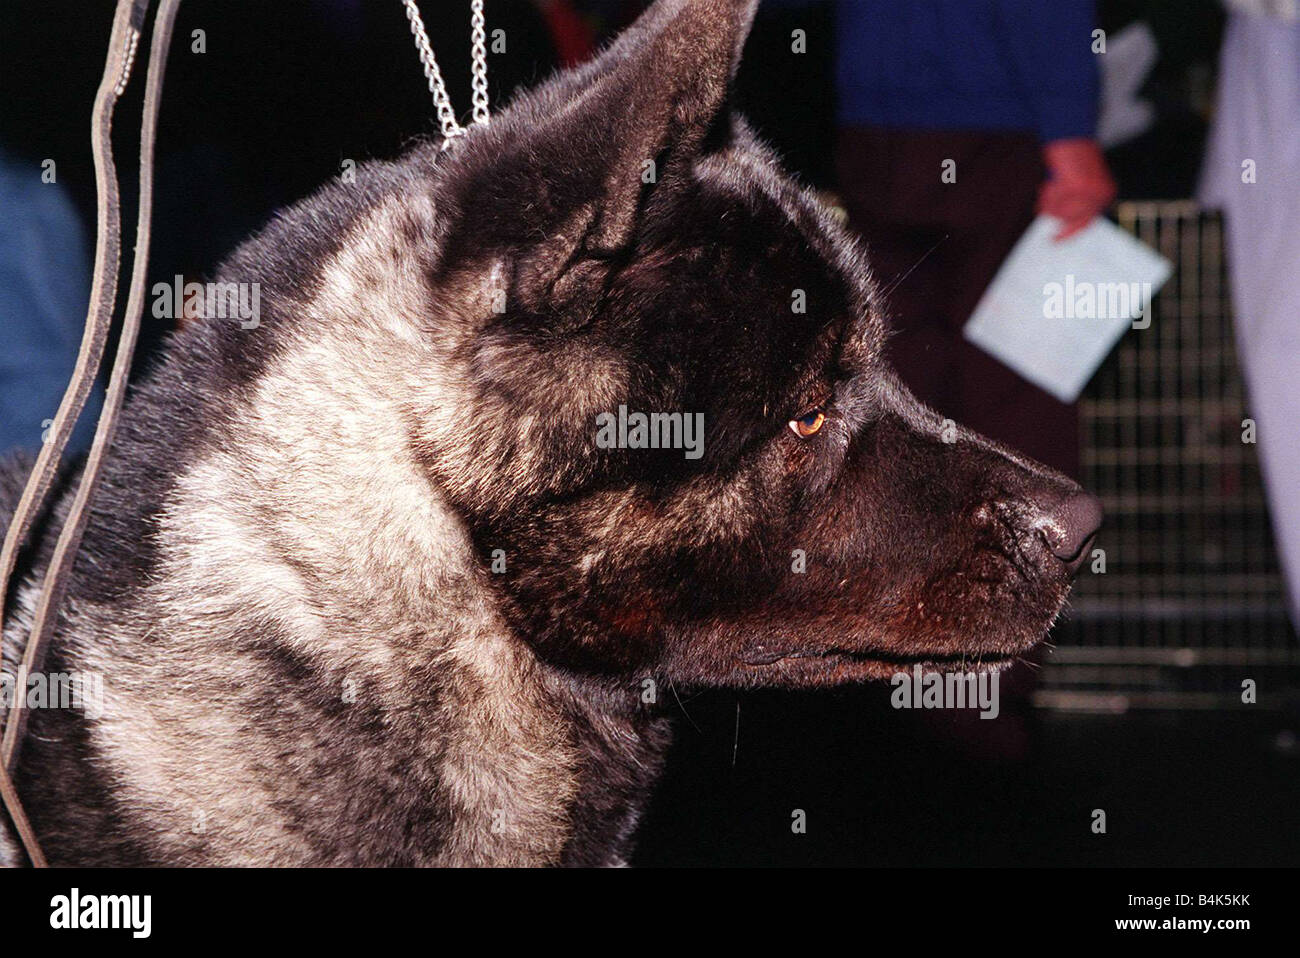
[413,0,1101,688]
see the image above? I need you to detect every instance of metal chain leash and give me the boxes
[402,0,490,145]
[470,0,489,126]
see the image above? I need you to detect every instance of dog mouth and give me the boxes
[741,645,1023,673]
[734,556,1067,678]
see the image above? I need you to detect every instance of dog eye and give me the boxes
[788,408,826,438]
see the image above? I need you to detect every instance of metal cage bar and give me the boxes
[1036,202,1300,711]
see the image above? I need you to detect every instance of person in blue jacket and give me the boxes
[834,0,1116,477]
[0,147,99,456]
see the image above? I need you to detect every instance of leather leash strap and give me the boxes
[0,0,179,868]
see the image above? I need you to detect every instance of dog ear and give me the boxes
[445,0,760,315]
[548,0,760,252]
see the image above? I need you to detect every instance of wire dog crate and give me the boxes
[1037,202,1300,711]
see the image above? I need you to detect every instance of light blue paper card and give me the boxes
[962,214,1173,403]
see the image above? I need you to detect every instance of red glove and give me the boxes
[1037,138,1118,241]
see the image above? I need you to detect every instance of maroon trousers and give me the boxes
[835,127,1080,478]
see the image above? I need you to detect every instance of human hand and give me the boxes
[1038,138,1117,241]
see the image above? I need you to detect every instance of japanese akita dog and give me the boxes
[1,0,1100,866]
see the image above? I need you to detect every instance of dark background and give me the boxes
[3,0,1297,867]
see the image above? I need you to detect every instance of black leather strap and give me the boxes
[0,0,179,868]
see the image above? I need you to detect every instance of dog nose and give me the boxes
[1036,489,1103,575]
